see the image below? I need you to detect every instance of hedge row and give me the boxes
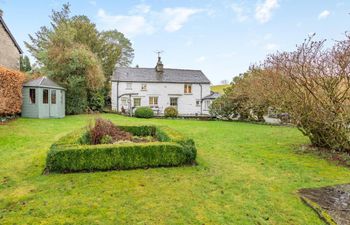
[0,66,26,115]
[46,125,196,173]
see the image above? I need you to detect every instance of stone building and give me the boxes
[0,9,22,70]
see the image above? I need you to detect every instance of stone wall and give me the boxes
[0,22,20,70]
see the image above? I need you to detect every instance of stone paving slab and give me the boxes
[299,184,350,225]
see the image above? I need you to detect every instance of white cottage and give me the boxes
[111,57,213,116]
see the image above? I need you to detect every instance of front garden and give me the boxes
[1,114,350,224]
[46,118,196,173]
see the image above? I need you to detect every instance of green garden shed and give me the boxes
[22,76,65,118]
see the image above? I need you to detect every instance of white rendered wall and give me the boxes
[111,82,211,115]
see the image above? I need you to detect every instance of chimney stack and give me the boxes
[155,56,164,73]
[0,9,3,17]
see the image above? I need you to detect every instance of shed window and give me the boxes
[184,84,192,94]
[43,89,48,104]
[29,89,36,104]
[51,90,56,104]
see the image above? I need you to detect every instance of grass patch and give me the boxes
[0,114,350,224]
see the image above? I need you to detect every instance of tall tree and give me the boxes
[25,3,134,113]
[19,55,32,72]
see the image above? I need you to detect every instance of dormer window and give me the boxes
[141,84,147,91]
[184,84,192,94]
[126,82,132,90]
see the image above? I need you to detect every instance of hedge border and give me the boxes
[46,125,196,173]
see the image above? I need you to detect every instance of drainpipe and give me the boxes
[199,84,203,115]
[116,81,119,112]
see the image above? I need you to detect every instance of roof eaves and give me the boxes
[0,17,23,54]
[111,79,210,84]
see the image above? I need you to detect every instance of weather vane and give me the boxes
[154,50,164,58]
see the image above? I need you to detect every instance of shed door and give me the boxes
[49,89,58,117]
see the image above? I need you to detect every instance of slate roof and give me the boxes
[23,76,65,90]
[0,14,23,54]
[112,67,211,84]
[203,91,221,100]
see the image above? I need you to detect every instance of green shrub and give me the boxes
[46,125,197,173]
[100,135,113,144]
[164,107,178,118]
[65,76,88,115]
[88,90,105,112]
[134,107,154,118]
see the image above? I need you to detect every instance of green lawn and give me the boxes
[1,114,349,224]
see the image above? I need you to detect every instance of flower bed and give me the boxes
[45,122,196,173]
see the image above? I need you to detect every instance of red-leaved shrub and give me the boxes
[89,118,132,144]
[0,66,26,115]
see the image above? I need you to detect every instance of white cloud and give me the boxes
[196,56,206,62]
[130,4,151,14]
[318,10,330,20]
[162,8,203,32]
[265,43,278,51]
[97,9,154,37]
[255,0,279,23]
[96,5,203,37]
[231,3,248,22]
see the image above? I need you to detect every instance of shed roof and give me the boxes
[203,92,221,100]
[23,76,65,90]
[0,14,23,54]
[112,67,211,84]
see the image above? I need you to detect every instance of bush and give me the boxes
[164,107,178,118]
[88,90,105,112]
[0,66,25,116]
[134,107,154,118]
[65,76,88,115]
[46,125,196,173]
[85,118,132,145]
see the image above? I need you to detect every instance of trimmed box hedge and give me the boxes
[46,125,196,173]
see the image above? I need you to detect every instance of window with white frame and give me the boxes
[141,84,147,91]
[184,84,192,94]
[126,82,132,90]
[133,98,141,107]
[170,97,178,107]
[196,100,201,107]
[149,96,158,107]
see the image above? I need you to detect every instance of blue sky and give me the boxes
[1,0,349,84]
